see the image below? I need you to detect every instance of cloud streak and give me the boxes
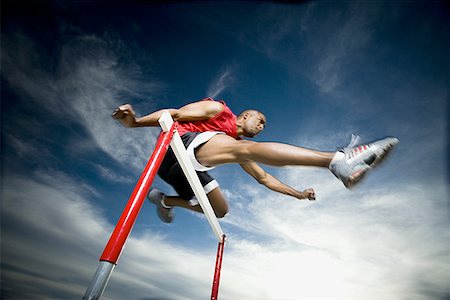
[220,171,449,299]
[216,122,449,300]
[1,32,163,172]
[207,63,237,99]
[1,172,217,299]
[4,150,448,300]
[237,2,389,105]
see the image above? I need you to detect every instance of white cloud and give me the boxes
[1,173,218,299]
[237,2,383,104]
[1,32,164,172]
[308,4,377,95]
[2,147,449,300]
[94,163,134,184]
[218,164,449,300]
[207,63,238,99]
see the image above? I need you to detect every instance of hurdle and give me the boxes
[83,111,226,300]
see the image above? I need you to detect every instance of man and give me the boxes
[112,98,398,223]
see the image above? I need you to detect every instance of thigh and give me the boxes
[195,134,255,167]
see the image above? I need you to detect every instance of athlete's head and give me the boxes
[236,109,266,138]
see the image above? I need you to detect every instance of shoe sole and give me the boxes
[346,165,370,188]
[157,206,173,223]
[369,137,399,168]
[346,137,399,188]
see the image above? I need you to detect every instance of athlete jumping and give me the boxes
[112,98,398,223]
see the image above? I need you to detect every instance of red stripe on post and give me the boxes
[211,235,226,300]
[100,123,176,264]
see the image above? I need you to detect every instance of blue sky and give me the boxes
[1,1,449,299]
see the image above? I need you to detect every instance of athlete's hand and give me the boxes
[300,188,316,201]
[112,104,137,127]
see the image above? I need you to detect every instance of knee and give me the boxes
[215,207,229,219]
[212,201,229,218]
[233,140,257,161]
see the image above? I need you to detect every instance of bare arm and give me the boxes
[240,162,316,201]
[112,99,224,127]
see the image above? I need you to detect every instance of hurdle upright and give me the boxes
[84,111,226,300]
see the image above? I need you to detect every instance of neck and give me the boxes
[235,118,244,137]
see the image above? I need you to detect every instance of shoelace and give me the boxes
[346,134,370,159]
[348,145,370,159]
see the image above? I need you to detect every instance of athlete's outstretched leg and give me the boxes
[195,134,335,168]
[195,134,399,188]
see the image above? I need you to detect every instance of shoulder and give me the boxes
[198,98,225,116]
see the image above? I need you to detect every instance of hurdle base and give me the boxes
[211,235,226,300]
[83,261,115,300]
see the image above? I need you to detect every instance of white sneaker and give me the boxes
[329,136,399,188]
[147,188,173,223]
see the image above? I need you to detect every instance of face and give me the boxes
[242,111,266,138]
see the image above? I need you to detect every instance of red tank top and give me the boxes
[177,98,239,139]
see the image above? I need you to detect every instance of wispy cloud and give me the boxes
[1,32,164,172]
[2,115,448,299]
[1,173,218,299]
[93,163,134,184]
[238,2,381,101]
[2,167,449,299]
[214,121,449,299]
[308,4,378,95]
[220,170,449,299]
[207,63,238,99]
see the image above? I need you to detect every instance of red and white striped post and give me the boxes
[84,111,226,299]
[83,123,175,300]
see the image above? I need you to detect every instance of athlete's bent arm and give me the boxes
[112,100,224,127]
[240,162,316,201]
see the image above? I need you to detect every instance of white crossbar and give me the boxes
[159,111,224,242]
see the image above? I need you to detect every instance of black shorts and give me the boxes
[157,132,218,201]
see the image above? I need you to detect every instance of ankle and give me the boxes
[329,151,345,168]
[161,196,172,209]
